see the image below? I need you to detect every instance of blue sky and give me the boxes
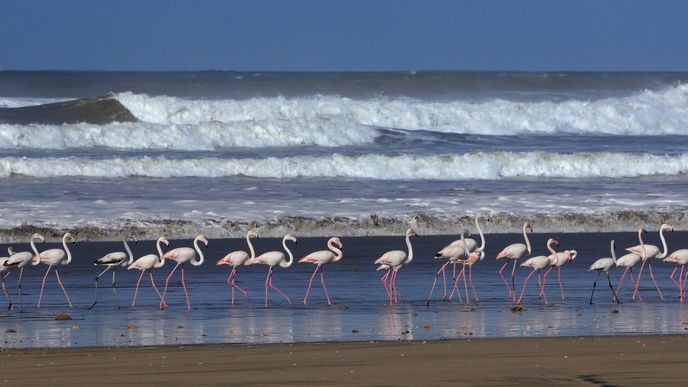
[1,0,686,71]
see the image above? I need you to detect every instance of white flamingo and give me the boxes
[427,230,470,305]
[4,233,44,311]
[299,237,344,305]
[127,236,169,309]
[540,249,576,300]
[251,234,298,307]
[664,249,688,302]
[374,228,418,304]
[0,253,12,310]
[496,222,533,301]
[626,223,672,301]
[89,234,136,309]
[33,232,76,308]
[452,249,486,304]
[216,230,259,305]
[588,240,621,304]
[160,235,208,310]
[517,238,559,305]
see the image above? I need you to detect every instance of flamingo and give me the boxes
[664,249,688,302]
[89,234,136,309]
[33,232,76,308]
[160,235,208,310]
[4,233,44,311]
[374,228,418,304]
[128,237,169,309]
[626,223,672,301]
[299,237,344,305]
[440,215,488,299]
[588,240,621,304]
[496,222,533,301]
[251,234,298,307]
[216,230,259,305]
[452,249,485,304]
[0,253,12,310]
[517,238,558,305]
[427,230,470,305]
[614,251,642,299]
[541,249,576,300]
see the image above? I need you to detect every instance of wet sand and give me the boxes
[1,335,686,385]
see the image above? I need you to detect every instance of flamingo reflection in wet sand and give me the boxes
[626,224,672,301]
[160,235,208,310]
[517,238,559,305]
[299,237,343,305]
[250,234,297,307]
[496,222,533,301]
[128,236,169,309]
[375,228,418,304]
[588,240,621,304]
[4,233,44,311]
[34,232,76,308]
[216,230,259,305]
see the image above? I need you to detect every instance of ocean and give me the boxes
[0,71,687,241]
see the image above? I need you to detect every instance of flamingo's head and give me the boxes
[64,233,76,244]
[330,237,343,249]
[248,230,259,239]
[478,213,490,222]
[406,229,418,238]
[198,235,209,247]
[31,255,40,265]
[524,222,533,233]
[662,223,675,232]
[567,249,578,262]
[31,233,45,243]
[127,234,138,243]
[159,237,170,246]
[285,234,298,244]
[547,238,559,247]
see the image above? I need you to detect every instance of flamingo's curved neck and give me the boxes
[405,233,414,263]
[191,236,205,266]
[546,240,558,265]
[523,223,532,255]
[610,240,617,263]
[123,237,134,265]
[659,226,669,258]
[639,229,647,261]
[282,237,294,267]
[30,235,41,257]
[475,216,486,251]
[328,239,343,261]
[154,237,167,268]
[62,234,72,264]
[246,232,256,260]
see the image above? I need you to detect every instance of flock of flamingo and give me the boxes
[0,215,686,312]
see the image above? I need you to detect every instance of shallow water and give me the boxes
[1,232,687,349]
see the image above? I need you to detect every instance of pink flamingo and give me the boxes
[251,234,298,307]
[614,250,642,299]
[374,228,418,304]
[517,238,559,305]
[89,234,136,309]
[451,250,485,304]
[496,222,532,301]
[664,249,688,301]
[299,237,343,305]
[626,224,672,300]
[216,230,259,305]
[128,237,169,309]
[0,253,13,310]
[439,215,488,298]
[4,233,44,311]
[33,232,75,308]
[160,235,208,310]
[588,240,621,304]
[427,230,470,305]
[541,249,576,300]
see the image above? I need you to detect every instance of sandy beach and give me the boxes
[1,335,685,385]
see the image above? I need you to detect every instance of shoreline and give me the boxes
[2,335,687,385]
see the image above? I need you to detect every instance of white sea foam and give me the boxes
[1,152,687,179]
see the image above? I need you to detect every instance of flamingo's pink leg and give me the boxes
[229,268,248,301]
[680,265,685,302]
[161,262,181,308]
[647,263,664,300]
[268,271,292,304]
[391,270,398,304]
[461,265,470,304]
[537,271,548,305]
[557,267,565,300]
[381,270,391,303]
[320,268,331,305]
[303,265,319,305]
[37,266,51,308]
[53,269,73,308]
[510,260,518,301]
[264,267,272,307]
[227,267,237,304]
[449,269,464,303]
[131,270,145,309]
[670,267,679,289]
[181,265,191,311]
[616,267,629,296]
[632,260,647,301]
[629,269,642,301]
[426,261,450,305]
[469,265,479,302]
[149,272,164,303]
[517,270,536,304]
[540,266,554,297]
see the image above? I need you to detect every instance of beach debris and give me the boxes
[612,309,620,314]
[337,305,349,310]
[54,314,72,320]
[423,324,430,331]
[681,321,688,325]
[511,306,525,312]
[352,329,359,334]
[401,330,410,335]
[5,329,16,333]
[127,323,138,329]
[71,325,80,330]
[176,325,184,329]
